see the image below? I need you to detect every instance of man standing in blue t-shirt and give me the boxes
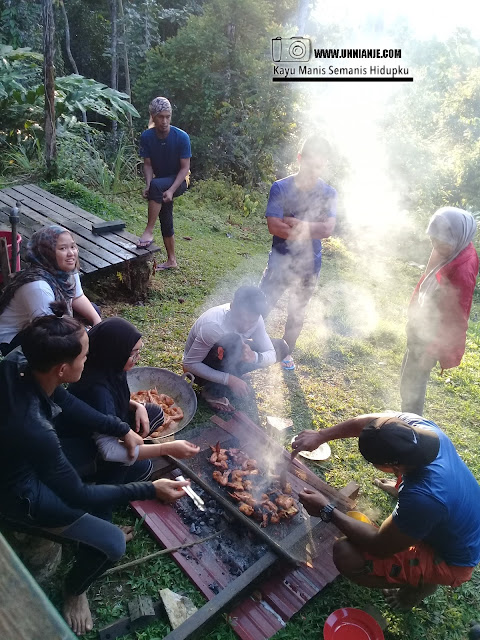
[259,136,337,370]
[292,413,480,610]
[137,97,191,270]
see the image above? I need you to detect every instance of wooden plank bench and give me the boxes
[0,184,160,279]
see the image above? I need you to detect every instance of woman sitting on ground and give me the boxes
[0,304,188,634]
[68,317,200,466]
[0,225,101,355]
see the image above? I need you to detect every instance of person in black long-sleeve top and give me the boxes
[0,305,188,635]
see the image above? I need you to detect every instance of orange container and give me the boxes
[0,231,21,283]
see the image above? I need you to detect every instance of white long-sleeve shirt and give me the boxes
[183,303,276,385]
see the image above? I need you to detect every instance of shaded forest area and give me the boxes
[1,0,480,218]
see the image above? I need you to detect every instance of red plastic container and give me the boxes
[0,231,21,283]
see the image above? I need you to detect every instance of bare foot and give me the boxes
[63,591,93,635]
[373,478,399,498]
[156,260,178,270]
[383,584,437,610]
[119,525,135,542]
[202,393,235,413]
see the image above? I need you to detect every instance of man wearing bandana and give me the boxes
[137,97,191,269]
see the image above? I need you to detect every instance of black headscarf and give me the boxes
[70,317,141,422]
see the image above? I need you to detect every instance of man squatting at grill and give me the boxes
[259,136,337,371]
[137,97,191,270]
[183,286,289,412]
[292,413,480,610]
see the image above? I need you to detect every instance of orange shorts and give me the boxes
[362,542,474,588]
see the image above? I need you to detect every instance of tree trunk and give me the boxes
[297,0,312,34]
[43,0,57,178]
[144,0,151,51]
[110,0,118,141]
[117,0,133,131]
[59,0,91,144]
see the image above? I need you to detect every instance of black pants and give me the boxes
[148,176,188,238]
[199,333,289,399]
[399,343,437,416]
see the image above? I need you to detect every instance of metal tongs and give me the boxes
[172,469,205,511]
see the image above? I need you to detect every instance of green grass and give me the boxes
[43,180,480,640]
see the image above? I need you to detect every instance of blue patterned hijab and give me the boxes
[0,225,78,315]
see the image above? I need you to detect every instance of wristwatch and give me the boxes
[319,503,335,522]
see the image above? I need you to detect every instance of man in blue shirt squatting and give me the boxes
[292,413,480,610]
[259,136,337,370]
[137,97,191,270]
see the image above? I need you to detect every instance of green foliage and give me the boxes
[187,176,266,215]
[133,0,298,186]
[384,29,480,216]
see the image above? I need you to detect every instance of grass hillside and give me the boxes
[44,180,480,640]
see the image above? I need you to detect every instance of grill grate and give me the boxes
[167,435,327,565]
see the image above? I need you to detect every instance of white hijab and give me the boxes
[418,207,477,305]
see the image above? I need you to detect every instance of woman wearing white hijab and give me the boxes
[400,207,479,415]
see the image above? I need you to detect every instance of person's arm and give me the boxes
[249,317,276,367]
[291,413,390,458]
[129,399,152,437]
[28,426,155,509]
[93,432,139,465]
[72,295,101,326]
[284,191,337,240]
[14,281,55,317]
[142,157,154,199]
[299,488,419,556]
[54,386,130,437]
[57,385,144,458]
[183,323,230,385]
[162,158,191,203]
[303,216,336,239]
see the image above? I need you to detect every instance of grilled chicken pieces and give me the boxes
[209,442,299,526]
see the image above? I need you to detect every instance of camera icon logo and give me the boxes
[271,36,312,63]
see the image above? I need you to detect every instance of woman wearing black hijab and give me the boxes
[69,317,199,470]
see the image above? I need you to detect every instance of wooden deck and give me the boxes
[0,183,160,276]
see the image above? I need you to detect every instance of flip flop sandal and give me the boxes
[281,357,295,371]
[136,239,154,249]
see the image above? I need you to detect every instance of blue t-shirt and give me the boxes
[265,175,336,272]
[139,126,191,178]
[392,412,480,566]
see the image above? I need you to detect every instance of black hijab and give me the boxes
[70,317,141,422]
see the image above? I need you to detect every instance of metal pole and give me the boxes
[9,200,21,274]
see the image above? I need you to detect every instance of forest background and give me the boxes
[1,2,480,640]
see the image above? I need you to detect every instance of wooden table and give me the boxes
[0,184,160,277]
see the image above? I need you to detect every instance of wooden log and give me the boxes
[0,532,75,639]
[6,531,62,584]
